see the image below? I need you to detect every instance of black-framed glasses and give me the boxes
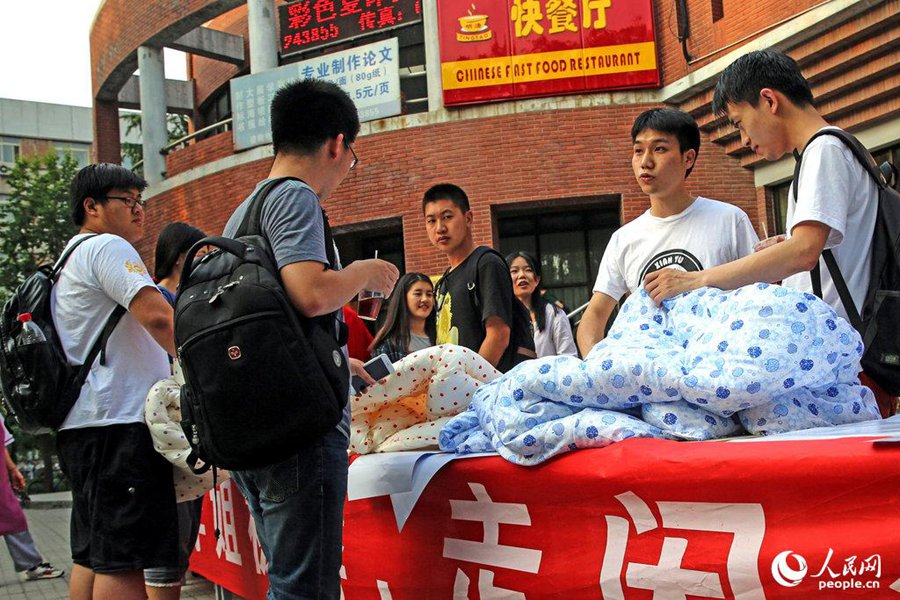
[102,195,147,210]
[345,142,358,170]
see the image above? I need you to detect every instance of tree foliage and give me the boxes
[0,152,79,491]
[0,151,79,299]
[120,111,190,174]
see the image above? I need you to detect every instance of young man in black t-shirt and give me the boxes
[424,183,521,371]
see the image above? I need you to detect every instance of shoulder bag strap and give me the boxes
[319,210,348,345]
[235,176,303,238]
[50,233,126,377]
[792,138,864,331]
[51,234,97,280]
[465,246,493,312]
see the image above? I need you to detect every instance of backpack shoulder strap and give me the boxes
[792,131,866,330]
[464,246,497,311]
[320,209,339,272]
[235,176,303,238]
[233,176,340,270]
[793,129,887,200]
[51,234,97,280]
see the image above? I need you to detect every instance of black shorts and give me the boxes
[57,423,179,573]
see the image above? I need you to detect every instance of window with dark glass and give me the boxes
[769,181,791,235]
[496,197,620,313]
[333,218,405,275]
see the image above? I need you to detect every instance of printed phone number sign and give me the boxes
[231,38,401,151]
[437,0,660,105]
[279,0,422,56]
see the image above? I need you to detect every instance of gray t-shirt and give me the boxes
[409,334,432,353]
[223,178,351,437]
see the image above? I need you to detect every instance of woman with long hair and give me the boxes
[144,221,206,600]
[154,222,207,307]
[506,251,577,358]
[370,272,437,362]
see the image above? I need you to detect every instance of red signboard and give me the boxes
[437,0,660,105]
[279,0,422,56]
[190,434,900,598]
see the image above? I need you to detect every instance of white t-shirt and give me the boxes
[593,196,758,300]
[51,234,170,430]
[781,127,878,323]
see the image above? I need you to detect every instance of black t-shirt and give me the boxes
[435,247,515,369]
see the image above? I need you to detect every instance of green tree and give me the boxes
[0,151,79,298]
[0,150,80,494]
[120,111,190,174]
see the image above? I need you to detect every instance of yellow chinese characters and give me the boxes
[124,260,148,276]
[582,0,611,29]
[510,0,544,37]
[511,0,611,38]
[546,0,577,33]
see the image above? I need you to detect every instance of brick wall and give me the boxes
[93,100,122,164]
[139,104,759,276]
[165,131,235,177]
[192,5,249,115]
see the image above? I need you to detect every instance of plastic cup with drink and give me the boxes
[357,251,385,321]
[753,223,787,253]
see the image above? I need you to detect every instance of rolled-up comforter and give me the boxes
[440,284,881,465]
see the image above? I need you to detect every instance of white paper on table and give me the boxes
[347,451,431,501]
[389,452,496,532]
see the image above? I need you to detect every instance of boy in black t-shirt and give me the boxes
[424,183,520,371]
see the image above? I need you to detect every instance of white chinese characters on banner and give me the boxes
[210,479,244,567]
[247,514,268,575]
[600,491,766,599]
[443,482,543,599]
[231,37,401,151]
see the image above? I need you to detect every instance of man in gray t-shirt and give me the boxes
[223,178,354,436]
[225,80,398,600]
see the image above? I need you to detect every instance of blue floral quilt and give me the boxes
[439,284,881,465]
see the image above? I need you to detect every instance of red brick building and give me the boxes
[90,0,900,310]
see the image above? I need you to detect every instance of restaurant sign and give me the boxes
[437,0,660,105]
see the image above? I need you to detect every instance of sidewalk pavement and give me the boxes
[0,492,221,599]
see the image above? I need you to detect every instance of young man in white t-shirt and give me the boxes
[51,164,179,600]
[576,108,758,356]
[642,50,890,417]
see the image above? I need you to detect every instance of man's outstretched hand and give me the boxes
[643,268,704,305]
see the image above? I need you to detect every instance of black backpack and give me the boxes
[175,177,349,471]
[437,246,536,372]
[0,235,125,433]
[793,129,900,395]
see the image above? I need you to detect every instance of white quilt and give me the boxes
[439,284,881,465]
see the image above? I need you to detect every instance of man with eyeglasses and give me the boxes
[51,163,179,600]
[221,78,398,599]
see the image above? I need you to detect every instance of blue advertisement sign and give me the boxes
[231,38,401,151]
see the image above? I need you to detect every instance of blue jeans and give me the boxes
[232,428,349,600]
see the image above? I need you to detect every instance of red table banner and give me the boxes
[191,434,900,598]
[437,0,660,105]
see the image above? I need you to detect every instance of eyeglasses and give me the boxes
[102,195,147,211]
[345,142,358,170]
